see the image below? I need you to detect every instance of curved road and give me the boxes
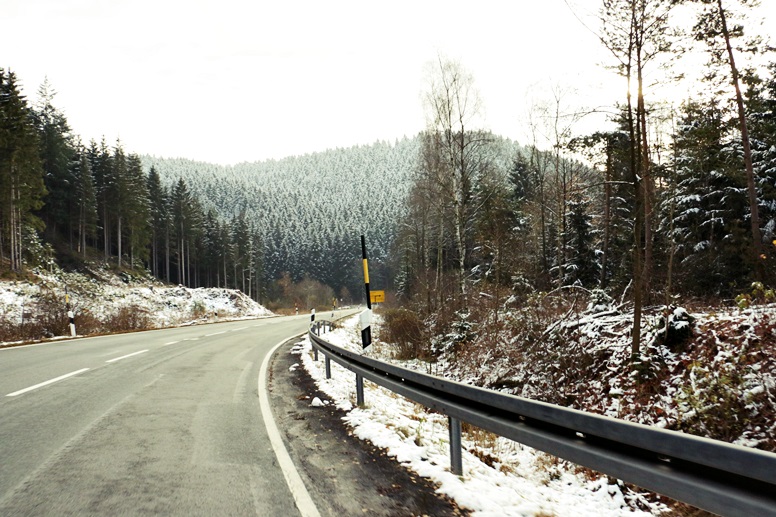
[0,314,336,515]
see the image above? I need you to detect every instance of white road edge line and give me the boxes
[106,349,148,363]
[258,337,321,517]
[6,368,90,397]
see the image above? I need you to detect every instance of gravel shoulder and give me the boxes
[268,338,468,517]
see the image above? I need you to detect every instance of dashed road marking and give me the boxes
[6,368,91,397]
[106,349,148,363]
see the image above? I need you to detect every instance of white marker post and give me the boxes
[68,310,76,337]
[65,286,76,337]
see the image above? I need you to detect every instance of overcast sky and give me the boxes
[3,0,774,165]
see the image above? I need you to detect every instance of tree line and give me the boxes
[395,0,776,356]
[0,71,264,300]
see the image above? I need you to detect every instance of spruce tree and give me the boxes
[146,166,168,278]
[71,143,97,257]
[0,69,46,271]
[125,154,150,267]
[665,99,750,294]
[171,178,194,285]
[32,78,74,243]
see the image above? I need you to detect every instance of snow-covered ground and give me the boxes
[293,315,664,516]
[0,267,272,346]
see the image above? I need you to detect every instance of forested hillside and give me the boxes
[142,140,419,300]
[142,136,523,301]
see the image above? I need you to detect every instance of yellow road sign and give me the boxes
[370,290,385,303]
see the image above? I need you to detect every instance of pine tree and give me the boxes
[664,99,750,293]
[89,138,114,262]
[125,154,150,267]
[71,143,97,257]
[231,211,251,293]
[32,78,74,244]
[112,142,130,267]
[146,166,168,278]
[171,178,195,285]
[744,64,776,280]
[564,193,599,287]
[689,0,767,280]
[0,69,46,271]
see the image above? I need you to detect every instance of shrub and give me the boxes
[191,300,207,319]
[381,308,426,360]
[105,305,153,332]
[32,291,70,337]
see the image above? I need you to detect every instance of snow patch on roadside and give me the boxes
[294,316,659,516]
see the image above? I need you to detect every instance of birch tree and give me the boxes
[422,56,491,301]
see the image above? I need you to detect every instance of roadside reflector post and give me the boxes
[68,310,76,337]
[356,374,364,406]
[356,235,372,405]
[449,416,463,475]
[360,235,372,349]
[65,286,76,337]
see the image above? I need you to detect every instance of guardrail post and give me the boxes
[356,374,364,406]
[325,356,331,378]
[313,344,318,361]
[449,416,463,476]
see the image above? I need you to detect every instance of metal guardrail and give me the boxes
[308,322,776,517]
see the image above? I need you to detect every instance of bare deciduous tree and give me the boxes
[422,55,491,302]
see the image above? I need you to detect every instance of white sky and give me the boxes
[3,0,774,165]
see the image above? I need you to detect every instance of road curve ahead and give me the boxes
[0,314,340,516]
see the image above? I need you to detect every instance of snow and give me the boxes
[293,316,661,516]
[0,266,273,346]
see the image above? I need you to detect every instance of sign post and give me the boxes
[360,235,372,349]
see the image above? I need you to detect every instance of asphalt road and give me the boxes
[0,311,465,516]
[0,314,323,516]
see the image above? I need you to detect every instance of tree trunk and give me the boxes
[717,0,763,280]
[637,52,653,303]
[165,225,170,283]
[627,59,643,359]
[601,141,613,288]
[117,216,122,268]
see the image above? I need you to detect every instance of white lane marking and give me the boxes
[6,368,90,397]
[258,337,321,517]
[205,331,226,337]
[105,349,148,363]
[163,341,180,346]
[231,327,248,332]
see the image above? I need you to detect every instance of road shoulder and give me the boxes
[268,338,468,517]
